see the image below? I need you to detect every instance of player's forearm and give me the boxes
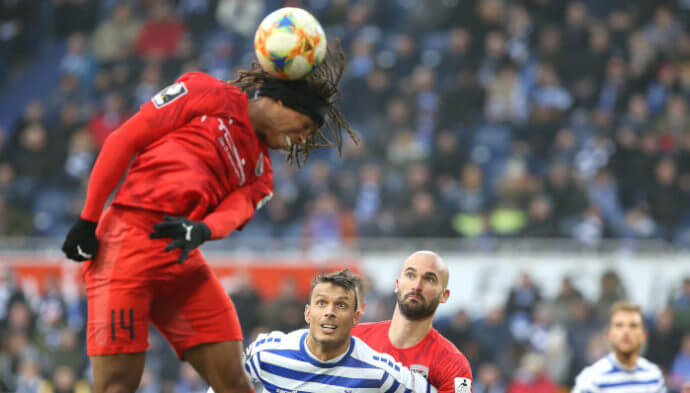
[203,189,255,239]
[80,130,139,221]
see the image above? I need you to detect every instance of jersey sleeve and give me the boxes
[436,351,473,393]
[571,367,600,393]
[80,72,225,221]
[202,153,274,239]
[243,330,287,391]
[375,353,438,393]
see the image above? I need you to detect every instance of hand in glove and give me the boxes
[62,218,99,262]
[149,216,211,263]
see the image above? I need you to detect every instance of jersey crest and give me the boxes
[410,364,429,378]
[152,82,188,108]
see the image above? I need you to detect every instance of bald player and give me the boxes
[352,251,473,393]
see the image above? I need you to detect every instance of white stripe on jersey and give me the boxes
[236,329,436,393]
[571,353,666,393]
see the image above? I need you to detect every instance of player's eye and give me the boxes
[336,302,347,309]
[316,300,326,306]
[406,272,414,278]
[426,276,436,283]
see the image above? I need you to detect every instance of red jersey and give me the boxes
[352,320,473,393]
[81,72,273,239]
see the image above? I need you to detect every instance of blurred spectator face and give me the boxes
[53,366,76,393]
[566,2,587,27]
[601,271,621,295]
[395,252,448,320]
[606,57,627,83]
[461,164,482,189]
[8,302,31,331]
[406,164,430,190]
[537,64,559,86]
[485,31,505,57]
[151,2,175,21]
[367,70,390,92]
[346,4,369,27]
[548,163,569,186]
[436,130,458,153]
[608,309,646,357]
[411,191,434,216]
[314,193,338,215]
[555,128,576,150]
[655,308,674,332]
[655,159,676,185]
[6,332,29,355]
[628,94,648,118]
[529,196,552,220]
[0,163,15,186]
[589,25,610,52]
[395,34,416,57]
[20,124,47,152]
[539,28,561,54]
[360,164,381,185]
[616,128,637,148]
[448,28,470,53]
[310,160,330,186]
[478,362,501,386]
[105,92,126,114]
[60,102,80,126]
[387,99,410,124]
[411,67,434,91]
[24,100,43,122]
[653,6,674,29]
[67,33,86,55]
[113,3,132,23]
[570,299,589,321]
[479,0,504,25]
[486,307,505,325]
[609,11,631,33]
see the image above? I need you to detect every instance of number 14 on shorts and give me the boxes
[111,308,135,341]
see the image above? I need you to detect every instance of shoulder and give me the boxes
[246,329,301,357]
[352,320,391,336]
[352,336,399,370]
[429,329,472,377]
[575,357,610,383]
[638,356,664,376]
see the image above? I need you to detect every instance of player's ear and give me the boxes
[304,304,310,324]
[394,279,400,295]
[440,288,450,304]
[353,309,361,326]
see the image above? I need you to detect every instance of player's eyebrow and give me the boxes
[422,272,439,281]
[404,267,417,273]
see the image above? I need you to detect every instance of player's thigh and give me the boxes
[183,340,252,393]
[84,208,154,356]
[91,352,146,393]
[151,260,243,359]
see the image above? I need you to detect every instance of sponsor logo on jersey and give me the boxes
[410,364,429,378]
[454,377,472,393]
[152,82,188,108]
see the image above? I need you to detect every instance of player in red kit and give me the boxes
[61,43,356,393]
[352,251,473,393]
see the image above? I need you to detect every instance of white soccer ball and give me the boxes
[254,7,327,80]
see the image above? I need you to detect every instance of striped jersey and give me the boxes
[238,329,437,393]
[571,353,666,393]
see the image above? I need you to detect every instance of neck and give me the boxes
[305,333,350,361]
[614,350,639,369]
[389,305,433,349]
[246,98,268,141]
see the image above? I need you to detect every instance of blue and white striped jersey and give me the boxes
[571,353,666,393]
[234,329,437,393]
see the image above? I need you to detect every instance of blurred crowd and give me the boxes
[1,267,689,392]
[1,0,690,249]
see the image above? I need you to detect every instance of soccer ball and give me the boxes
[254,7,327,80]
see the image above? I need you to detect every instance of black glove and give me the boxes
[149,216,212,263]
[62,218,99,262]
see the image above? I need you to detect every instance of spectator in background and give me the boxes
[670,334,690,391]
[60,33,98,88]
[671,277,690,333]
[647,308,682,372]
[648,159,684,239]
[302,191,358,254]
[594,270,627,323]
[507,353,558,393]
[87,91,129,147]
[15,357,49,393]
[90,1,142,64]
[506,272,542,322]
[135,1,187,60]
[215,0,265,38]
[474,362,506,393]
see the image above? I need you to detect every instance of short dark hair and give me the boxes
[309,269,359,311]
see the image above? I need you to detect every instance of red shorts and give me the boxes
[83,205,243,358]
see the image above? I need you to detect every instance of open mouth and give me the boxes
[320,323,337,333]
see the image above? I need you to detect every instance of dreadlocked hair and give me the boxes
[231,39,359,167]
